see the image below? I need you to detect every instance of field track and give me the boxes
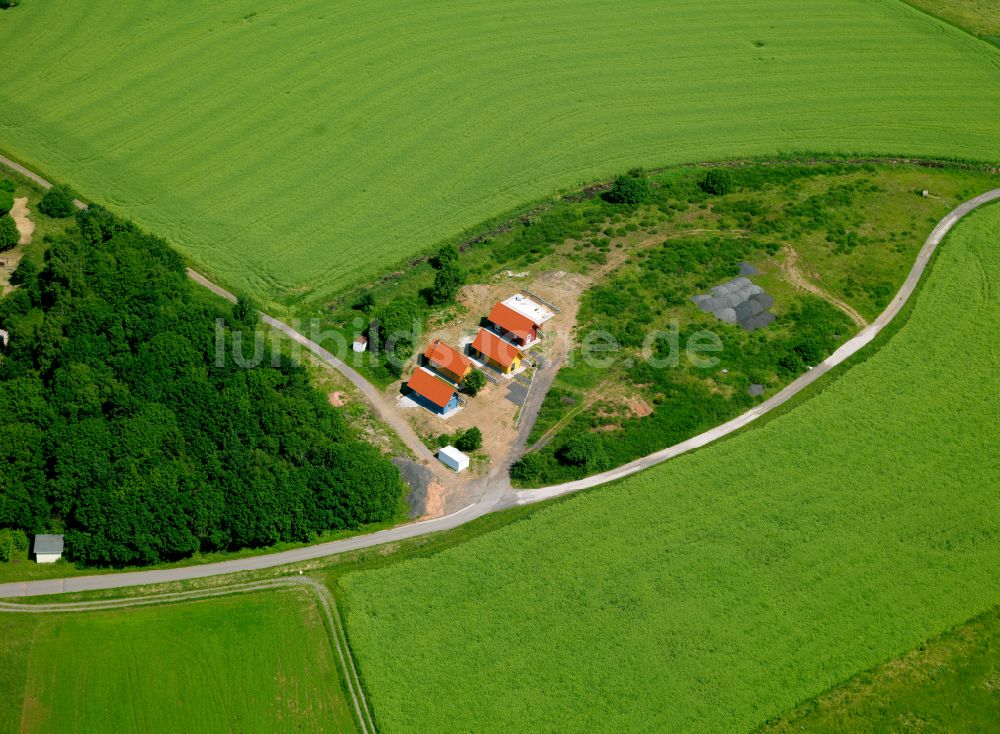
[0,577,376,734]
[1,155,997,598]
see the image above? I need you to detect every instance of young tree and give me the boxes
[606,173,651,205]
[463,368,487,396]
[430,261,463,305]
[0,214,19,251]
[456,426,483,452]
[39,184,77,218]
[232,294,259,328]
[700,169,733,196]
[433,243,459,269]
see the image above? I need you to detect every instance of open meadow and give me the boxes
[340,203,1000,732]
[0,588,357,734]
[1,0,1000,310]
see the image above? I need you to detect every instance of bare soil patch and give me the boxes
[420,481,447,520]
[11,197,34,245]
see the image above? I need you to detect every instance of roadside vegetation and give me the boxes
[1,1,1000,310]
[0,205,405,568]
[338,204,1000,732]
[0,588,356,733]
[759,604,1000,733]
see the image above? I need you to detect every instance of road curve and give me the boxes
[0,576,376,733]
[186,269,440,468]
[1,151,998,598]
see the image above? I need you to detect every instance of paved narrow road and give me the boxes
[1,151,998,598]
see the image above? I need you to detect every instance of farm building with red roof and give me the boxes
[471,328,524,375]
[486,302,541,347]
[406,367,461,415]
[423,339,473,383]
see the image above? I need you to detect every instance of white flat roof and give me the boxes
[437,445,470,470]
[501,294,555,325]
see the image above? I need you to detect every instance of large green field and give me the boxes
[2,1,1000,310]
[340,203,1000,732]
[0,589,356,733]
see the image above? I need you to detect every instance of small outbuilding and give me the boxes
[33,534,64,564]
[352,335,369,353]
[438,445,470,473]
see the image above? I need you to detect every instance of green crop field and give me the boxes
[2,1,1000,311]
[760,604,1000,732]
[0,589,356,733]
[340,203,1000,732]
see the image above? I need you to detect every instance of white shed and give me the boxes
[352,335,368,353]
[33,534,64,564]
[437,445,470,473]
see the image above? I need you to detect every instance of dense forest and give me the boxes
[0,206,404,566]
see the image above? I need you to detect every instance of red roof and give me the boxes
[472,329,523,369]
[487,302,538,342]
[424,340,472,376]
[407,368,458,408]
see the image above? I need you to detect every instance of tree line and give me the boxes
[0,206,404,566]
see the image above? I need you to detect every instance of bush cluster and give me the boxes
[0,528,28,562]
[0,215,18,251]
[38,184,76,218]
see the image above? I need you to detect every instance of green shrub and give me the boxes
[9,257,38,286]
[0,189,13,216]
[354,291,376,313]
[0,0,19,10]
[371,299,424,350]
[700,168,734,195]
[510,452,545,483]
[232,294,259,328]
[606,173,651,205]
[455,427,482,452]
[433,243,459,268]
[430,261,463,305]
[0,528,29,562]
[464,369,487,396]
[38,184,76,218]
[0,214,19,251]
[558,432,608,471]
